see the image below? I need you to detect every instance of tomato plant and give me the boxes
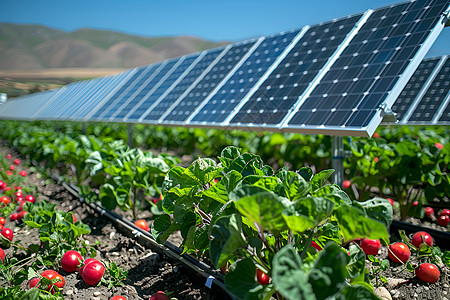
[153,146,392,299]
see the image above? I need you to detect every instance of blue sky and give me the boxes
[1,0,448,56]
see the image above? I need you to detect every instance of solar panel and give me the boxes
[390,56,442,121]
[284,0,450,136]
[160,40,258,123]
[116,51,204,122]
[408,56,450,122]
[0,90,56,120]
[136,47,229,122]
[187,28,304,125]
[32,80,92,119]
[0,0,448,137]
[63,70,134,120]
[90,64,162,120]
[226,14,364,127]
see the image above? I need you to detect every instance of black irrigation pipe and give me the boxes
[48,173,236,300]
[391,220,450,249]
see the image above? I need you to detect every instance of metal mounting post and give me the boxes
[332,136,345,187]
[127,124,134,148]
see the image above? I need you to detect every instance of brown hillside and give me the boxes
[34,39,120,68]
[107,42,162,67]
[0,23,227,70]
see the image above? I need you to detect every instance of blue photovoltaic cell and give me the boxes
[438,99,450,122]
[409,57,450,121]
[391,57,440,121]
[288,0,450,129]
[91,64,161,120]
[229,14,362,125]
[115,53,202,121]
[0,90,56,120]
[63,70,133,120]
[138,48,225,122]
[162,40,257,123]
[36,79,94,118]
[190,29,301,124]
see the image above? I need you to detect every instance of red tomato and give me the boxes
[387,198,394,207]
[415,263,440,284]
[9,165,15,171]
[13,159,20,165]
[61,250,83,273]
[256,268,270,285]
[440,209,450,217]
[19,171,27,177]
[28,277,41,289]
[80,259,105,286]
[424,207,435,218]
[0,196,10,206]
[10,213,18,222]
[411,231,433,248]
[311,241,322,252]
[150,291,170,300]
[6,154,12,159]
[0,248,5,263]
[360,238,381,255]
[435,142,444,150]
[25,195,35,203]
[41,269,65,292]
[111,296,127,300]
[0,217,5,225]
[438,215,450,226]
[1,227,13,242]
[388,242,410,263]
[343,180,351,189]
[134,219,149,231]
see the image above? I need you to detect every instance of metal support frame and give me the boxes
[127,123,134,148]
[332,136,345,187]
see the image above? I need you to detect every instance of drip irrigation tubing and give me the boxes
[391,220,450,249]
[47,173,236,300]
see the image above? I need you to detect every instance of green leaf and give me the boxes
[225,258,260,300]
[282,197,335,233]
[334,205,389,242]
[353,198,393,229]
[209,214,246,268]
[312,184,351,205]
[272,245,316,300]
[346,244,366,281]
[310,242,349,299]
[339,285,379,300]
[277,170,311,200]
[151,214,179,243]
[18,288,39,300]
[311,170,334,191]
[235,191,290,234]
[23,221,41,228]
[221,170,243,194]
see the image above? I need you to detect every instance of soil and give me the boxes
[1,140,450,300]
[0,141,230,300]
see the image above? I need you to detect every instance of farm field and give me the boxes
[0,121,449,299]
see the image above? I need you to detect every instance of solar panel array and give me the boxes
[389,55,450,124]
[0,0,449,137]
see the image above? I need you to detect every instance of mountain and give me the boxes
[0,23,228,70]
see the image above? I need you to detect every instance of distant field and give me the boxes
[0,68,127,80]
[0,68,127,98]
